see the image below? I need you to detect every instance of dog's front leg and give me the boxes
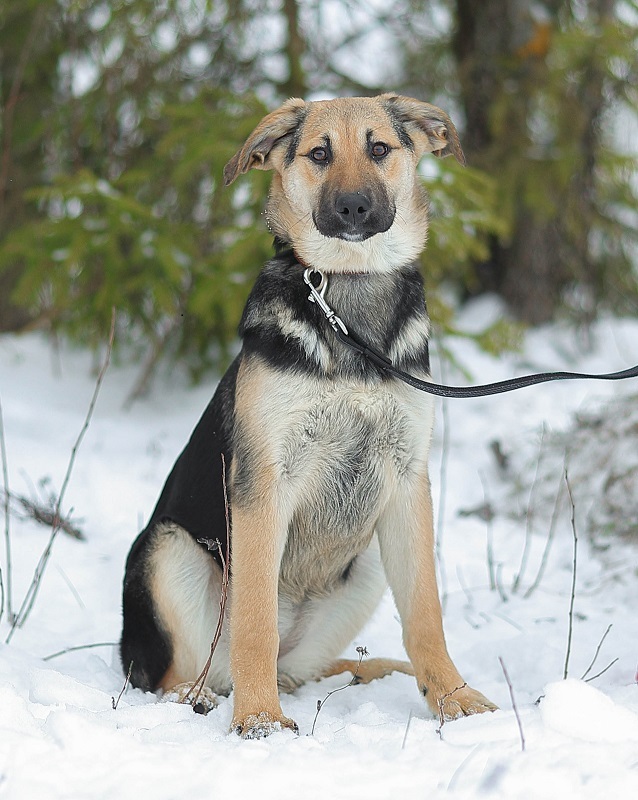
[378,472,497,720]
[229,499,297,738]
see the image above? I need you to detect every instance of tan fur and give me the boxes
[322,658,415,683]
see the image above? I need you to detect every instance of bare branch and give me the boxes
[112,661,133,710]
[513,426,546,593]
[0,397,12,622]
[524,460,566,599]
[498,656,525,751]
[563,470,578,680]
[311,646,369,735]
[581,624,613,681]
[436,345,450,612]
[6,309,116,642]
[584,658,619,684]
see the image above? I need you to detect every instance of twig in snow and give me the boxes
[44,641,117,662]
[0,397,12,622]
[512,426,546,594]
[112,661,133,710]
[479,470,497,593]
[311,645,369,735]
[6,308,116,643]
[401,709,413,749]
[563,470,578,680]
[584,658,619,684]
[524,461,566,599]
[436,682,468,738]
[581,624,613,681]
[498,656,525,751]
[435,344,450,614]
[1,488,85,540]
[182,454,231,712]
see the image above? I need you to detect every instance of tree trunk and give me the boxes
[452,0,612,323]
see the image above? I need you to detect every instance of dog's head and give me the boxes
[224,95,464,274]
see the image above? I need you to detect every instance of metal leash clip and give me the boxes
[303,268,349,335]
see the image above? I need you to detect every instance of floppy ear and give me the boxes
[382,94,466,166]
[223,98,308,186]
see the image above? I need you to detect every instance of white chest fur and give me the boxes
[256,372,434,600]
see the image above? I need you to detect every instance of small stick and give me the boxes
[479,470,496,592]
[435,345,450,613]
[524,461,566,598]
[112,661,133,710]
[182,453,231,709]
[584,658,619,684]
[44,641,117,662]
[581,624,613,681]
[401,709,413,750]
[6,308,116,642]
[563,470,578,680]
[0,397,12,622]
[311,646,369,735]
[436,681,468,738]
[499,656,525,751]
[512,426,546,594]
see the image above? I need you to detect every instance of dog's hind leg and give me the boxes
[121,522,232,700]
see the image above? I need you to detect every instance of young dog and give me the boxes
[120,94,497,738]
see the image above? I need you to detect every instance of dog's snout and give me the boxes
[335,193,371,227]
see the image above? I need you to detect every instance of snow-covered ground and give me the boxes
[1,300,637,799]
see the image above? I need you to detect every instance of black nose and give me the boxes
[334,192,371,227]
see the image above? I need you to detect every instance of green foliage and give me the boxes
[1,0,637,382]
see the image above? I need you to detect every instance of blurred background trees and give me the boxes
[1,0,637,387]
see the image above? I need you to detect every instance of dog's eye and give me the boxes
[371,142,390,159]
[309,147,330,163]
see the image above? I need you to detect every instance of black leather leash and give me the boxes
[303,268,638,399]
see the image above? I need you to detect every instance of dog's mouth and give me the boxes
[338,231,370,242]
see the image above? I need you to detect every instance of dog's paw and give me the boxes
[163,682,218,715]
[231,711,299,739]
[431,684,498,720]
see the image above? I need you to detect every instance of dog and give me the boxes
[120,94,497,738]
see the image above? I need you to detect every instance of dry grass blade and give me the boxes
[6,308,116,643]
[43,641,117,662]
[1,489,85,540]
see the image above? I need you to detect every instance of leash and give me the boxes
[303,268,638,399]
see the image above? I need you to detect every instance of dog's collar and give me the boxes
[292,249,371,277]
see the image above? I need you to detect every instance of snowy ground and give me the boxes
[1,300,637,799]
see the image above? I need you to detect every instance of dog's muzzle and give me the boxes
[314,188,395,241]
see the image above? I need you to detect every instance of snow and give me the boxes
[1,306,638,799]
